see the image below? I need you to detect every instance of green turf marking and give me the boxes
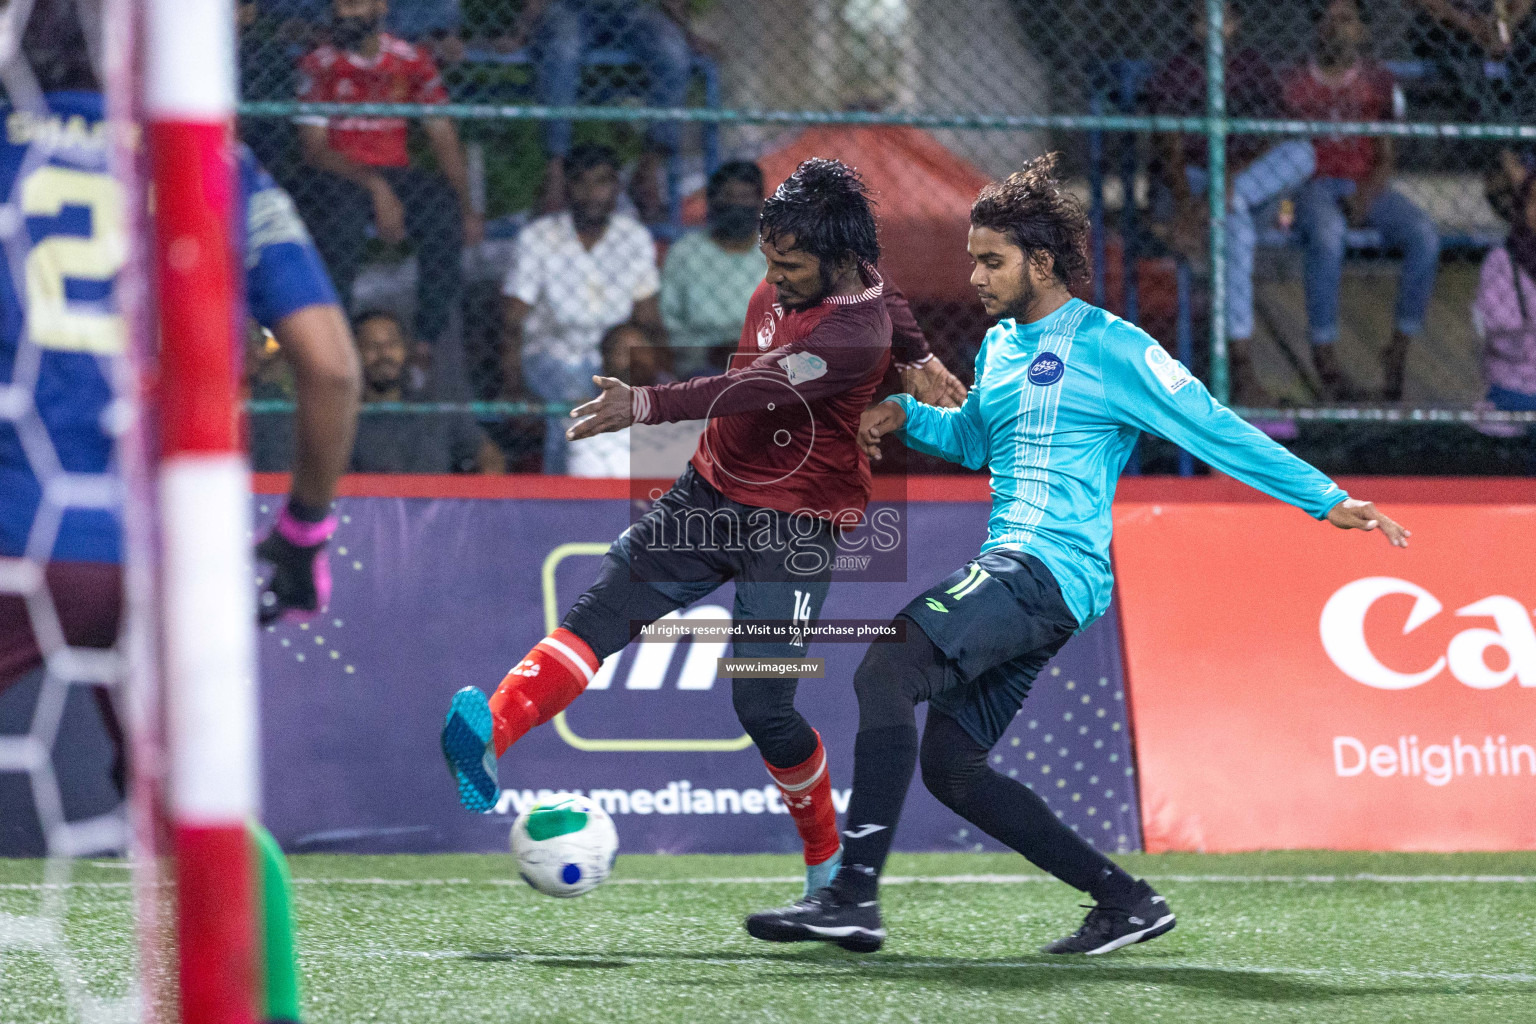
[6,851,1536,1024]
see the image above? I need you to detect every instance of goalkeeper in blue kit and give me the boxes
[0,3,359,1017]
[746,155,1410,955]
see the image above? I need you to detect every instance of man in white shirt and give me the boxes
[501,143,666,472]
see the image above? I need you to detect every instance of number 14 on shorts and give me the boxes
[790,590,812,646]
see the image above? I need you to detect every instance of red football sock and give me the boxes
[487,628,600,756]
[765,731,841,866]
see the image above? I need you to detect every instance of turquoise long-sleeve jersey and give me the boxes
[889,298,1348,630]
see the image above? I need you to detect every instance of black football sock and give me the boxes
[833,724,919,903]
[920,710,1138,906]
[967,768,1139,906]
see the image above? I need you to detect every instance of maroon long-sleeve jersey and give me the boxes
[632,268,892,519]
[883,281,934,370]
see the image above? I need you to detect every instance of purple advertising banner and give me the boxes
[256,490,1142,856]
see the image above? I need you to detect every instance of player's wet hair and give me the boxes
[706,160,765,200]
[566,142,621,178]
[760,158,880,272]
[970,153,1091,291]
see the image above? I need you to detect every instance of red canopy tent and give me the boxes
[683,125,993,303]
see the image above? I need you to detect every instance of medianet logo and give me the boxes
[1320,577,1536,690]
[495,782,852,817]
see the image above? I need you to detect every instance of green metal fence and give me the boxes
[238,0,1536,478]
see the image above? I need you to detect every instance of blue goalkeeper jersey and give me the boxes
[0,91,338,563]
[889,298,1348,630]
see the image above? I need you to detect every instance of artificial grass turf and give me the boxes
[4,851,1535,1023]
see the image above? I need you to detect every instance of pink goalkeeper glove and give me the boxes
[255,504,337,625]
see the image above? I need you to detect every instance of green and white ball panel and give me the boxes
[511,794,620,897]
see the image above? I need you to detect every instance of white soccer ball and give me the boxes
[510,794,619,897]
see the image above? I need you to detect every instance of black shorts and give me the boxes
[899,549,1078,748]
[562,465,835,660]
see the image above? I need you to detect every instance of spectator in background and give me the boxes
[499,0,693,222]
[501,143,664,473]
[294,0,483,348]
[1472,161,1536,427]
[1148,0,1314,406]
[351,311,506,472]
[1285,0,1440,402]
[1410,0,1535,125]
[240,2,299,175]
[567,324,704,478]
[661,160,766,378]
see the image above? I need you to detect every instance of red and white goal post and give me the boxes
[115,0,261,1022]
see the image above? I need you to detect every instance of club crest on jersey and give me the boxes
[756,310,778,351]
[1144,343,1193,394]
[1027,351,1065,386]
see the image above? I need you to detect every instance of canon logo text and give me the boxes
[1319,577,1536,690]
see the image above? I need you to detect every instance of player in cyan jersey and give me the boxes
[745,155,1409,954]
[443,159,898,896]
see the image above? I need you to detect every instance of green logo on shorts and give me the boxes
[944,565,991,601]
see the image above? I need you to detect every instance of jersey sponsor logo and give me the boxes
[1320,577,1536,691]
[1144,343,1193,394]
[756,310,777,350]
[781,350,828,386]
[1027,351,1065,386]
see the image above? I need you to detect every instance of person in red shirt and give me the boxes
[294,0,483,348]
[1284,0,1441,401]
[441,159,895,899]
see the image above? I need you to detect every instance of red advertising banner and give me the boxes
[1113,479,1536,852]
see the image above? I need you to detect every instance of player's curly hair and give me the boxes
[760,158,880,270]
[970,153,1092,291]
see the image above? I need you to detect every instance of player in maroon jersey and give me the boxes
[443,158,901,894]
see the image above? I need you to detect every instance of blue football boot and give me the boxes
[441,686,499,812]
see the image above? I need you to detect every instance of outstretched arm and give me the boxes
[874,337,990,469]
[1103,330,1408,547]
[569,308,889,438]
[1326,498,1410,547]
